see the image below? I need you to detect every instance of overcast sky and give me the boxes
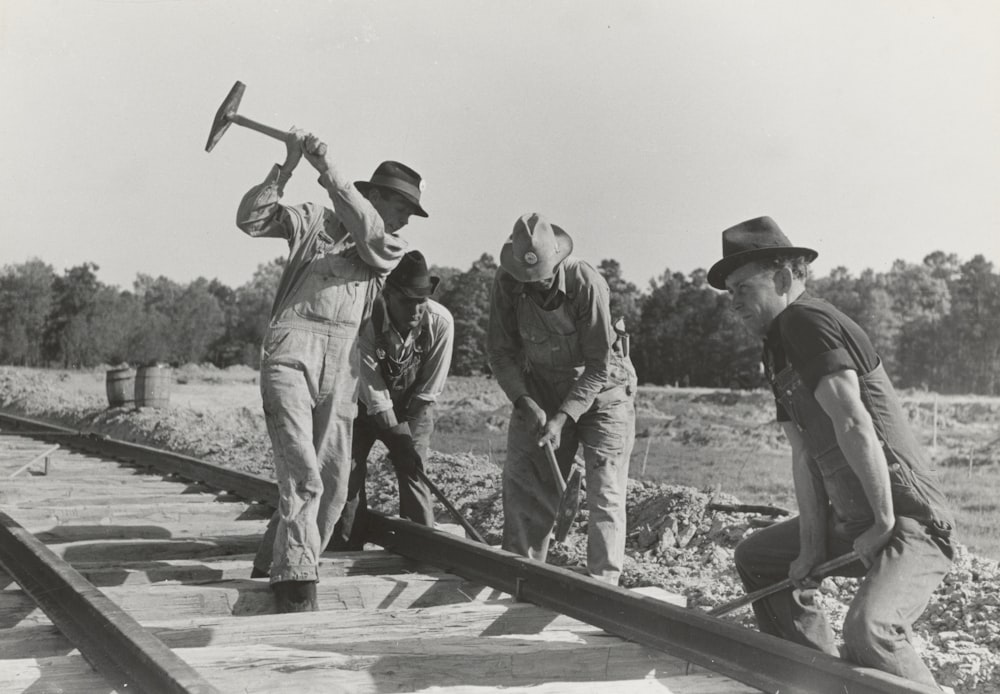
[2,0,998,291]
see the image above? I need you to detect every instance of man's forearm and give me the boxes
[836,424,895,528]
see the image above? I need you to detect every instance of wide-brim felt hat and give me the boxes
[707,216,818,290]
[500,213,574,283]
[386,250,439,298]
[355,160,429,218]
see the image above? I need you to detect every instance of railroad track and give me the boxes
[0,411,938,694]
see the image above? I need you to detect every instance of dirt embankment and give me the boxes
[1,366,998,692]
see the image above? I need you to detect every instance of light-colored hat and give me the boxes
[500,213,573,282]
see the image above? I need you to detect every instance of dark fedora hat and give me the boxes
[386,250,439,298]
[707,216,818,290]
[355,160,428,218]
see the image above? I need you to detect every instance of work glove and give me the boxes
[382,422,422,477]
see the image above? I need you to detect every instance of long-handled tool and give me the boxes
[205,81,294,153]
[708,550,860,617]
[414,466,487,544]
[542,441,583,542]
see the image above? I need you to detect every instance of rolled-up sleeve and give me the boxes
[412,305,455,404]
[318,172,406,273]
[486,271,530,406]
[559,267,613,421]
[236,164,295,239]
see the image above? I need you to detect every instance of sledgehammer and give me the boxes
[543,441,584,542]
[205,81,308,153]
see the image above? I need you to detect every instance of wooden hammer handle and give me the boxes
[414,467,487,544]
[228,114,292,143]
[542,441,567,494]
[708,551,860,617]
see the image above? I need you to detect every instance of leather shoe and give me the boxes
[272,580,319,613]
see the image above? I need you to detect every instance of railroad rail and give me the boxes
[0,410,939,693]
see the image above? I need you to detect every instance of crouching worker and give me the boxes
[241,129,429,612]
[487,213,637,585]
[709,216,954,689]
[330,250,454,549]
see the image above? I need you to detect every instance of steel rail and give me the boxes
[0,411,940,694]
[0,509,220,693]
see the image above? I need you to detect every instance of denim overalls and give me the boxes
[253,211,384,583]
[502,288,637,584]
[735,358,954,686]
[333,299,437,549]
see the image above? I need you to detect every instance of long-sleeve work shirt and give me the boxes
[487,256,615,422]
[359,297,454,428]
[236,164,407,325]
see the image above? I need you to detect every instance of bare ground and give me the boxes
[1,365,998,692]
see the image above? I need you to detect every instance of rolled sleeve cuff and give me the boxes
[800,348,855,391]
[559,397,589,423]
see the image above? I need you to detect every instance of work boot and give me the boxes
[272,580,319,613]
[250,566,269,579]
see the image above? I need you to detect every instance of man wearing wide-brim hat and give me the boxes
[330,250,454,549]
[710,216,954,688]
[487,213,637,585]
[240,128,429,613]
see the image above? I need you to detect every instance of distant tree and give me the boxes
[597,259,642,332]
[206,279,239,366]
[168,279,226,364]
[811,266,863,317]
[43,263,104,366]
[922,251,962,282]
[429,264,463,300]
[633,269,684,385]
[885,258,951,389]
[636,267,763,389]
[228,258,285,368]
[941,255,1000,394]
[0,259,55,366]
[439,253,497,376]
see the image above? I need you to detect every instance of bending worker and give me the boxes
[709,216,954,689]
[239,129,429,612]
[331,250,454,550]
[487,213,636,585]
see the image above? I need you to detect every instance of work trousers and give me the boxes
[503,384,634,584]
[734,515,953,687]
[330,402,436,550]
[252,322,360,583]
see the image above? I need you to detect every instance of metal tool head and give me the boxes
[205,81,246,152]
[553,463,583,542]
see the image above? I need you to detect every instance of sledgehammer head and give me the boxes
[553,463,583,542]
[205,81,246,152]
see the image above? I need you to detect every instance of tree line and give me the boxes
[2,251,998,395]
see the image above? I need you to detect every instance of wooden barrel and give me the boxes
[135,365,171,409]
[105,367,135,408]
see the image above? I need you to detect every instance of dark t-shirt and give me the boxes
[763,293,879,421]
